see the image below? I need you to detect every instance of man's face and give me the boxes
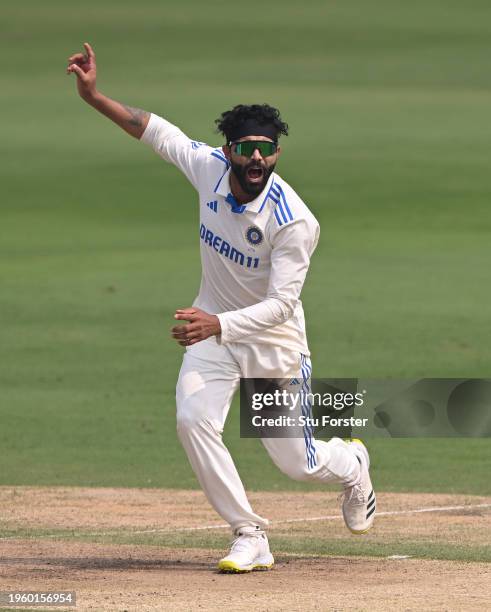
[224,135,281,197]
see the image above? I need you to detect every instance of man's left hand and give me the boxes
[171,307,221,346]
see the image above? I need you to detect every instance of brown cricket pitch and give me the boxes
[0,487,490,611]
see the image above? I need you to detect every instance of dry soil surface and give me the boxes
[0,487,490,611]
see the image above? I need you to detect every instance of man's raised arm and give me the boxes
[67,42,150,139]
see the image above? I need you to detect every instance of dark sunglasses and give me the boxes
[230,140,277,157]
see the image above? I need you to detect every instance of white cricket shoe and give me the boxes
[341,439,376,534]
[218,531,274,573]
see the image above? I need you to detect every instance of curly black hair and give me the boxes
[215,104,289,143]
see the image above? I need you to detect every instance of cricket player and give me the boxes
[68,43,376,573]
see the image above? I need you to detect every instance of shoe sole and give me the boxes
[217,559,274,573]
[346,525,372,535]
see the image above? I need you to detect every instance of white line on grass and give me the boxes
[1,502,489,541]
[129,502,491,534]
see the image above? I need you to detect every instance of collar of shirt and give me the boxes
[213,168,276,214]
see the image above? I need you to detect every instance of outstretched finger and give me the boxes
[84,42,95,59]
[174,314,198,323]
[174,308,198,321]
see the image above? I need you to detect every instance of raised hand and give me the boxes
[67,42,150,138]
[67,42,97,100]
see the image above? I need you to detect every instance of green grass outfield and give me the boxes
[1,0,490,493]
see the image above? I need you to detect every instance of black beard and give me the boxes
[230,160,275,197]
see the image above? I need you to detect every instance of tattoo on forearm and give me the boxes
[122,104,150,127]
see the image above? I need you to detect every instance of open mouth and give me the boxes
[246,167,264,182]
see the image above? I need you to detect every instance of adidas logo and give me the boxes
[289,378,300,385]
[207,200,218,213]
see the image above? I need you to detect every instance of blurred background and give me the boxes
[1,0,490,493]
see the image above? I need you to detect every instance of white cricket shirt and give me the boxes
[141,113,320,354]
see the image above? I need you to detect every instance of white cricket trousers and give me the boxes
[176,337,360,534]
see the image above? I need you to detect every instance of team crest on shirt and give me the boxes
[245,225,263,246]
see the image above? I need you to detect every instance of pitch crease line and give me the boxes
[129,502,491,534]
[2,503,489,540]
